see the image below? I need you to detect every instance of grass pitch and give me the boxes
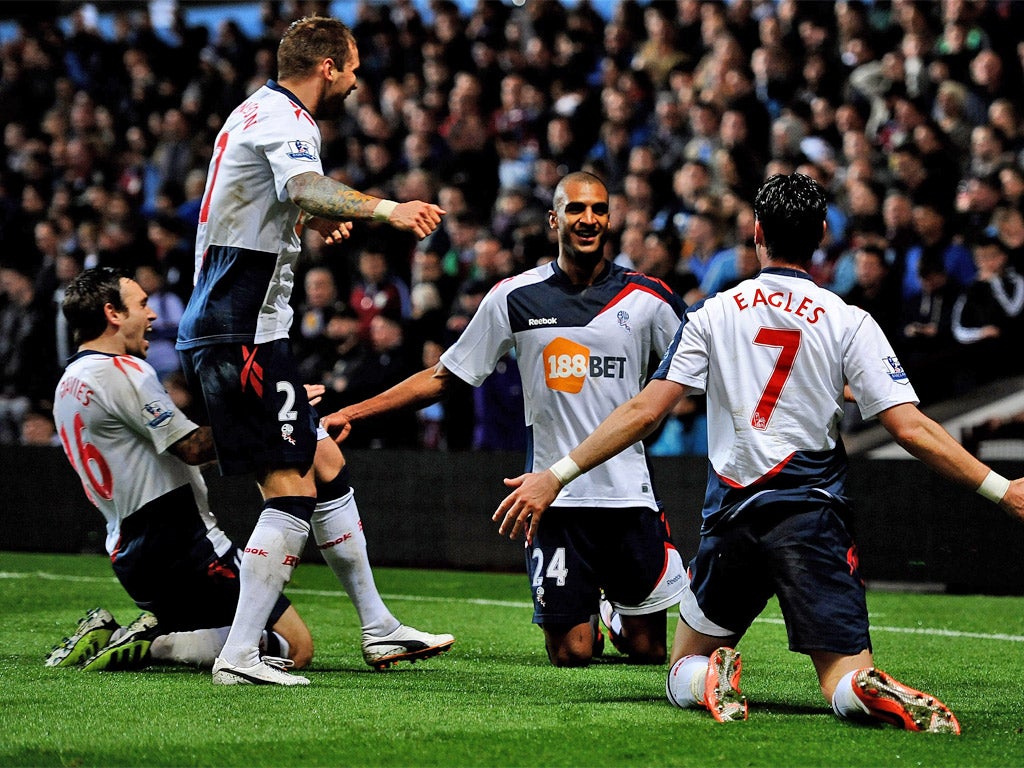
[2,550,1024,767]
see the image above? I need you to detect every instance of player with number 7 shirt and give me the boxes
[494,173,1024,732]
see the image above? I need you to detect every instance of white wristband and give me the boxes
[548,456,581,486]
[977,470,1011,503]
[372,199,398,222]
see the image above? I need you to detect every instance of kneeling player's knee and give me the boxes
[544,627,595,668]
[548,644,593,667]
[290,638,314,670]
[625,642,666,665]
[619,617,667,664]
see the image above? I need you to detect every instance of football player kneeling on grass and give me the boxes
[48,267,313,674]
[494,174,1024,733]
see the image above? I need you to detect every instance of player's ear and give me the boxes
[548,210,557,230]
[103,301,122,327]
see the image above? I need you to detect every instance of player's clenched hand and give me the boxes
[307,216,353,245]
[493,471,562,543]
[389,201,446,239]
[321,408,353,444]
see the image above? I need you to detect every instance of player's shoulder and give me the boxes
[614,265,685,311]
[488,264,553,298]
[72,351,158,385]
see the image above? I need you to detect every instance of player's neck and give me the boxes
[764,258,809,274]
[277,77,318,116]
[557,254,607,286]
[78,335,126,356]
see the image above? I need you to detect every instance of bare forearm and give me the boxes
[344,365,450,422]
[567,379,685,475]
[168,427,216,465]
[570,398,664,474]
[879,405,988,489]
[287,172,379,220]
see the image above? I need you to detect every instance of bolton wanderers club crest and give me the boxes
[281,423,296,444]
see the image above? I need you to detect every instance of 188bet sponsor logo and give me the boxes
[543,337,626,393]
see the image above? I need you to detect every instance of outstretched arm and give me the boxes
[287,172,444,239]
[877,402,1024,523]
[321,362,456,442]
[493,378,688,542]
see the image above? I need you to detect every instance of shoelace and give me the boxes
[262,656,295,670]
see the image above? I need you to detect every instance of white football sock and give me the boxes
[831,668,872,721]
[219,506,310,667]
[312,488,398,637]
[666,654,710,709]
[151,627,230,667]
[606,609,623,636]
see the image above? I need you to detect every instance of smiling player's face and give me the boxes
[552,180,609,268]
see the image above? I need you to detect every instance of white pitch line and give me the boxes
[754,617,1024,643]
[4,571,1024,642]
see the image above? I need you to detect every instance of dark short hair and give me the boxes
[753,173,827,266]
[62,267,129,346]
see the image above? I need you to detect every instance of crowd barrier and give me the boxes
[3,446,1023,594]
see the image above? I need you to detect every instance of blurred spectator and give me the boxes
[349,242,411,343]
[704,237,759,298]
[633,228,697,305]
[951,234,1024,387]
[992,204,1024,273]
[472,350,527,451]
[330,313,419,449]
[145,213,193,303]
[842,243,902,339]
[0,264,58,443]
[962,409,1024,458]
[468,233,515,287]
[681,208,730,289]
[902,199,975,301]
[291,266,356,385]
[20,404,59,447]
[52,250,85,369]
[899,260,961,405]
[651,159,712,240]
[613,222,646,270]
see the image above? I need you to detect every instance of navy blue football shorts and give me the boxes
[179,339,318,476]
[526,506,684,626]
[111,484,290,632]
[679,496,871,655]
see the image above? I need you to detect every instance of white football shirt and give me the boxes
[441,260,685,509]
[178,80,324,348]
[53,351,231,556]
[655,268,918,492]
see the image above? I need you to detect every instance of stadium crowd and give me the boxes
[3,0,1024,450]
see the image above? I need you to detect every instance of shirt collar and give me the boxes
[266,79,311,116]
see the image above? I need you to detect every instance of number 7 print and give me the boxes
[750,327,801,431]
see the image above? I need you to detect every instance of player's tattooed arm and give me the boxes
[168,426,216,466]
[286,171,378,219]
